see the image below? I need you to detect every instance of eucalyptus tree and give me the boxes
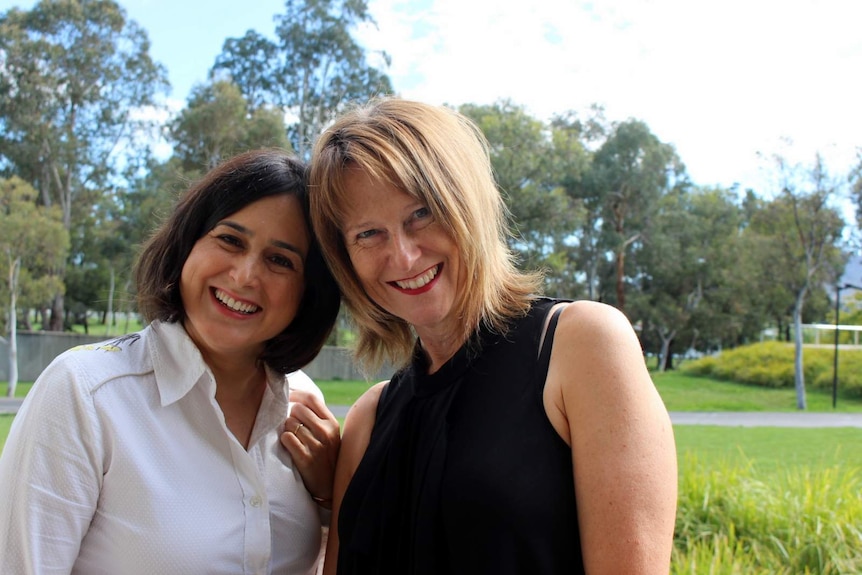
[589,119,684,311]
[550,107,609,300]
[851,149,862,242]
[0,0,169,329]
[0,177,69,396]
[211,0,392,158]
[632,187,747,370]
[169,80,290,173]
[748,155,846,409]
[459,100,582,293]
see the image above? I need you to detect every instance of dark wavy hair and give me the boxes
[134,149,341,374]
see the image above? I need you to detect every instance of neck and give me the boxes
[210,360,267,451]
[204,352,267,401]
[416,316,476,373]
[419,332,466,374]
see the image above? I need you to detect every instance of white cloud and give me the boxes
[362,0,862,192]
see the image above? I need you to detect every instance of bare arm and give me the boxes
[321,381,387,575]
[544,300,677,574]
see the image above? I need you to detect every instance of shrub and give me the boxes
[680,342,862,397]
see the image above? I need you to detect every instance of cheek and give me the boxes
[350,259,381,293]
[346,248,377,281]
[177,257,195,302]
[276,277,306,309]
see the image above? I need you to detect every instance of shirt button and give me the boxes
[250,495,262,508]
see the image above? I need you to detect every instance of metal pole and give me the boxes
[832,284,841,409]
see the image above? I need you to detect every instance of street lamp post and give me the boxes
[832,283,862,409]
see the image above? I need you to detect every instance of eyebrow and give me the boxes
[219,220,306,258]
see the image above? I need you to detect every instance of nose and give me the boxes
[230,255,262,287]
[389,230,420,271]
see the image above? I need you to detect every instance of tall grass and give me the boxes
[673,425,862,573]
[674,454,862,574]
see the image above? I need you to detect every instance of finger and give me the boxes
[281,431,317,476]
[289,388,330,419]
[288,403,340,444]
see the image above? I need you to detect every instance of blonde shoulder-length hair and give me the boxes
[309,97,542,374]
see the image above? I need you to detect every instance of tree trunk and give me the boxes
[793,290,807,410]
[6,257,20,398]
[615,250,626,311]
[49,293,64,331]
[106,266,115,336]
[659,333,676,372]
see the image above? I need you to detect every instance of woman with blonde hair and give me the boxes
[310,98,677,574]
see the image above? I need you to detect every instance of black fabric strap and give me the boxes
[538,304,567,367]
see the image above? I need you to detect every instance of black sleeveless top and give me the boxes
[337,298,583,574]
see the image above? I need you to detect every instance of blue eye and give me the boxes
[356,229,378,240]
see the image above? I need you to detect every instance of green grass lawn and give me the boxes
[653,369,862,412]
[674,425,862,472]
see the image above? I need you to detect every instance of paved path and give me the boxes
[668,411,862,428]
[3,398,861,427]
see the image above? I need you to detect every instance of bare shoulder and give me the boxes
[556,299,639,344]
[340,380,388,465]
[552,299,649,388]
[344,381,387,427]
[544,299,658,443]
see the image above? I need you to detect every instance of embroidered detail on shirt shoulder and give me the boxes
[70,333,141,352]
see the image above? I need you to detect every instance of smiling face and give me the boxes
[180,194,309,366]
[340,168,464,344]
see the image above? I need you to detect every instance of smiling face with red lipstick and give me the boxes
[310,98,542,373]
[180,193,309,367]
[341,168,464,350]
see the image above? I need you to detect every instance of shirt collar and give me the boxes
[148,320,290,409]
[149,321,210,407]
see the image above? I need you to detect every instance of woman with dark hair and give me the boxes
[0,149,342,574]
[310,99,677,575]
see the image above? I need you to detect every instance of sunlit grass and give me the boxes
[652,370,862,413]
[673,453,862,574]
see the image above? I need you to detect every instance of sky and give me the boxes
[2,0,861,196]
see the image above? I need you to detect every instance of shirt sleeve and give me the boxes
[0,352,104,573]
[286,369,325,402]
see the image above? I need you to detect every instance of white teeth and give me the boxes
[214,289,259,314]
[395,266,439,290]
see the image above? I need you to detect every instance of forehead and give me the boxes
[341,167,413,207]
[228,194,310,250]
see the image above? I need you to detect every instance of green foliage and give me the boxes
[673,453,862,574]
[0,176,69,333]
[169,80,290,171]
[211,0,393,158]
[458,100,582,285]
[0,0,169,221]
[0,0,169,329]
[680,342,862,397]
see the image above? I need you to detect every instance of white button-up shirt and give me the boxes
[0,321,326,574]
